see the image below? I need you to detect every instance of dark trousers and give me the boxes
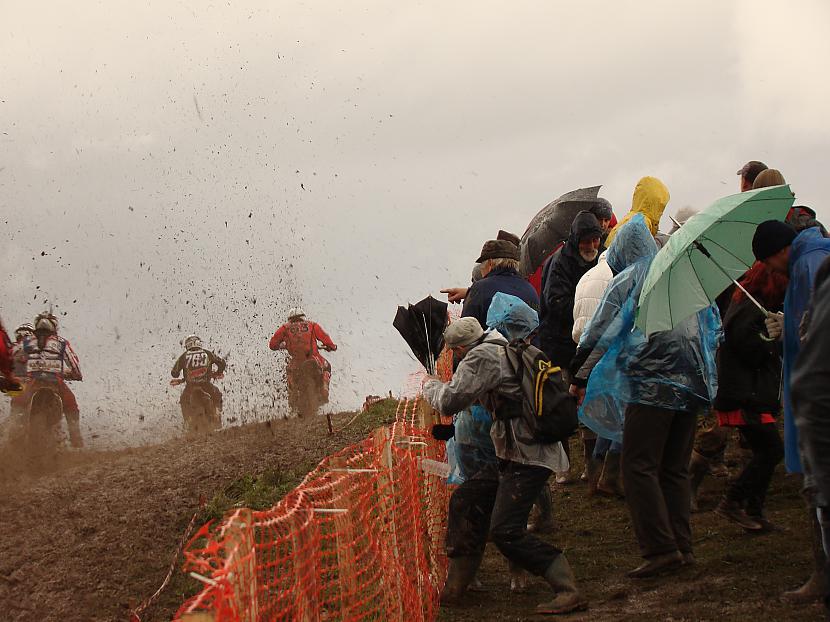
[726,424,784,516]
[623,403,698,558]
[446,460,561,576]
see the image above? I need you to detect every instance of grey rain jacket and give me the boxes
[423,330,568,472]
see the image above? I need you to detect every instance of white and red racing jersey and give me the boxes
[21,334,83,382]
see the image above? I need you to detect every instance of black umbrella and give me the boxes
[393,295,448,374]
[519,185,610,277]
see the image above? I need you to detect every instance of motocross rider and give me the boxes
[171,335,226,414]
[268,308,337,405]
[0,319,22,393]
[20,313,84,447]
[8,323,34,414]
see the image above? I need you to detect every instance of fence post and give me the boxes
[371,427,407,620]
[328,456,359,617]
[225,509,258,622]
[291,496,320,622]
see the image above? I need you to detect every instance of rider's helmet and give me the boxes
[15,323,35,341]
[288,307,306,321]
[184,334,202,350]
[34,314,58,335]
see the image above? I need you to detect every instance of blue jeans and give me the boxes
[593,436,622,459]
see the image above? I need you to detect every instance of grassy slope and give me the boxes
[157,399,400,620]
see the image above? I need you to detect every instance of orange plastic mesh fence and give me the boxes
[174,395,451,622]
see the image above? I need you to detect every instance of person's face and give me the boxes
[763,247,790,275]
[479,260,493,278]
[597,218,612,233]
[578,237,601,262]
[740,175,752,192]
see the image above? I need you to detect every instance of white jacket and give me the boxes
[571,253,613,344]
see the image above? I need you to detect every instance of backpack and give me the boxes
[502,341,578,443]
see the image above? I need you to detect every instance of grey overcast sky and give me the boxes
[2,1,829,445]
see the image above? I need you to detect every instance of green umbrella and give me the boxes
[636,185,795,335]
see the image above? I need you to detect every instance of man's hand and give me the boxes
[569,384,586,405]
[440,287,469,304]
[765,312,784,341]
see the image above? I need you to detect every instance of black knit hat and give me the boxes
[752,220,797,261]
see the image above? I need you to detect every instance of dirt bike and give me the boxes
[4,380,65,457]
[287,350,332,419]
[170,374,223,436]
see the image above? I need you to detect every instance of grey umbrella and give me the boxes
[519,185,610,277]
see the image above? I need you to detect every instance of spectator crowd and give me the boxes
[415,161,830,616]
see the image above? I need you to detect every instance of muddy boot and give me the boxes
[66,413,84,449]
[689,450,709,513]
[440,555,483,606]
[586,456,604,496]
[528,485,555,533]
[714,498,763,531]
[596,452,624,498]
[783,509,827,603]
[536,555,588,615]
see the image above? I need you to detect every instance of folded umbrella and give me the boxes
[393,295,449,373]
[636,185,795,335]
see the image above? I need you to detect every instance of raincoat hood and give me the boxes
[606,213,658,275]
[790,226,828,267]
[486,292,539,342]
[606,176,670,245]
[566,210,604,252]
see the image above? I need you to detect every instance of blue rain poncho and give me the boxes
[446,294,541,482]
[572,217,721,442]
[782,227,830,473]
[486,292,540,342]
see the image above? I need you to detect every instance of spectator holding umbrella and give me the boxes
[712,262,787,532]
[538,210,603,484]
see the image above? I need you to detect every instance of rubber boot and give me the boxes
[536,555,588,615]
[528,485,555,533]
[440,554,483,606]
[586,456,604,496]
[689,450,709,513]
[596,452,624,498]
[66,413,84,449]
[783,509,827,603]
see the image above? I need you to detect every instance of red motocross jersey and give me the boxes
[269,320,335,362]
[0,322,12,379]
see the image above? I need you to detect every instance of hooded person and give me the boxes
[571,214,656,494]
[604,176,670,247]
[792,256,830,615]
[538,211,604,366]
[569,181,721,579]
[752,219,830,602]
[422,317,583,615]
[537,210,603,485]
